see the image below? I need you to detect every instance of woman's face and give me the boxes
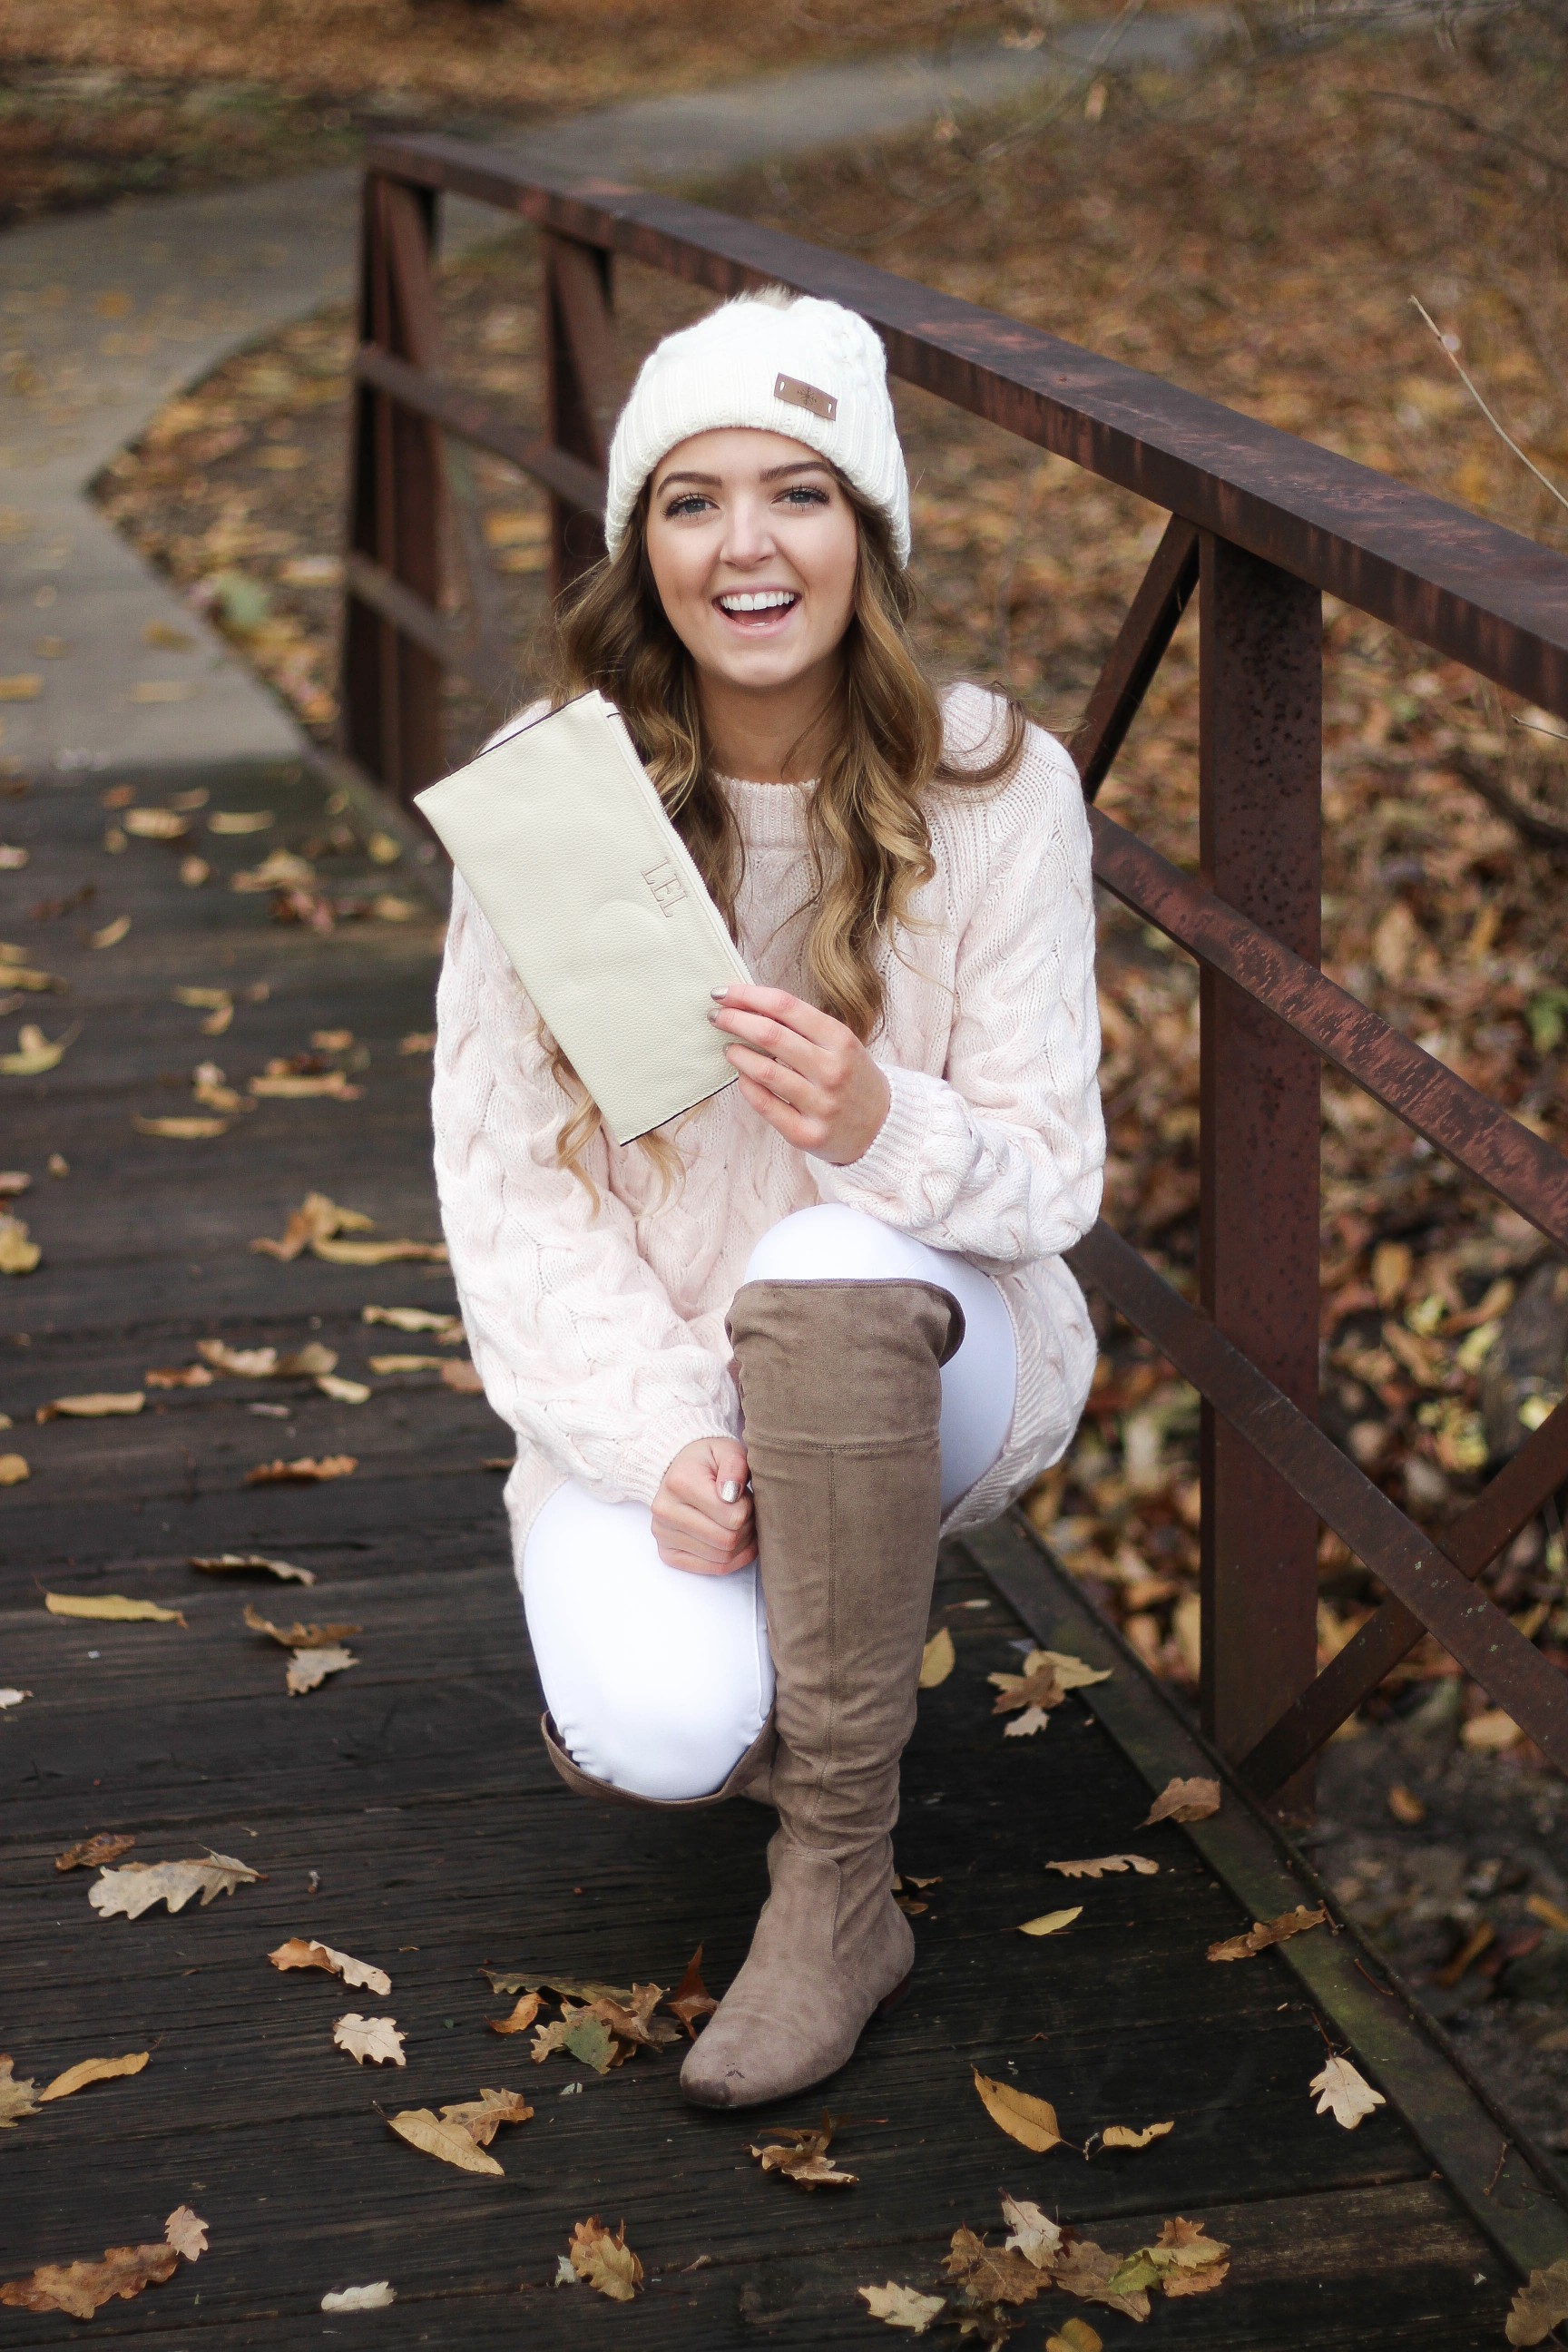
[643,428,859,697]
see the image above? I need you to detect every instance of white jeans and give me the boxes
[520,1203,1018,1800]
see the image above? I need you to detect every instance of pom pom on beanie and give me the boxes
[604,288,910,566]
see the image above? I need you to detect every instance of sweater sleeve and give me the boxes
[430,873,740,1504]
[808,717,1105,1264]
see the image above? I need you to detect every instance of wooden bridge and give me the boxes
[5,145,1568,2347]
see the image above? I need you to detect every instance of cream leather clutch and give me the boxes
[416,691,751,1145]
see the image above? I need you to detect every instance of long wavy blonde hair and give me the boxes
[541,475,1025,1203]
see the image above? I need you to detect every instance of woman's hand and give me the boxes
[710,984,890,1165]
[652,1436,757,1576]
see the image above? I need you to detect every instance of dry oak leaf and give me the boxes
[192,1552,316,1585]
[46,1592,184,1625]
[943,2225,1048,2304]
[0,1455,30,1485]
[244,1455,357,1486]
[1209,1903,1328,1963]
[232,848,315,893]
[39,2053,149,2102]
[2,1024,77,1075]
[251,1191,375,1261]
[1045,2323,1102,2352]
[1508,2256,1568,2346]
[369,1353,444,1374]
[55,1831,134,1872]
[270,1937,390,1995]
[1106,2217,1230,2301]
[0,2242,178,2320]
[134,1115,228,1139]
[918,1625,956,1688]
[858,2281,946,2333]
[1018,1906,1083,1937]
[163,2207,208,2261]
[437,2087,534,2146]
[314,1234,446,1267]
[568,2218,643,2302]
[1308,2054,1386,2130]
[1051,2238,1152,2321]
[1004,1705,1054,1738]
[363,1305,464,1341]
[973,2067,1063,2153]
[288,1647,357,1695]
[441,1357,484,1394]
[38,1390,144,1420]
[0,2053,39,2126]
[387,2107,503,2177]
[90,1851,261,1919]
[1096,2120,1174,2151]
[318,1374,371,1404]
[333,2013,406,2066]
[245,1603,361,1650]
[123,807,188,840]
[482,1970,633,2003]
[0,1213,40,1274]
[1047,1854,1158,1880]
[487,1990,542,2036]
[0,1686,31,1704]
[990,1663,1066,1716]
[1001,2194,1063,2269]
[1141,1776,1220,1827]
[198,1340,279,1376]
[749,2114,858,2190]
[666,1945,718,2038]
[250,1070,361,1101]
[323,2283,395,2312]
[145,1363,215,1387]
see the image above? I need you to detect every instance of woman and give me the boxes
[431,288,1104,2110]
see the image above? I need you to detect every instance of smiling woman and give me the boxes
[428,286,1107,2114]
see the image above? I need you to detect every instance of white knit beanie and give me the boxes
[604,289,911,568]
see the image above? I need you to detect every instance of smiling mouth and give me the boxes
[714,589,800,629]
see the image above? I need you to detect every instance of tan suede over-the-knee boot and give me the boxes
[680,1276,963,2110]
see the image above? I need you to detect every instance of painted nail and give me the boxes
[710,986,730,1000]
[719,1480,740,1503]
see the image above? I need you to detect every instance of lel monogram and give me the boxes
[642,858,688,916]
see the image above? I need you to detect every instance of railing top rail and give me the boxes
[366,132,1568,720]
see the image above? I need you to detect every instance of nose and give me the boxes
[719,493,777,570]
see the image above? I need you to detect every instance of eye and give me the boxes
[779,485,829,509]
[663,492,712,519]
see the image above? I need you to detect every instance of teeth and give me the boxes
[719,591,797,613]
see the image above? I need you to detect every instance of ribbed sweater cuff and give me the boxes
[811,1063,936,1216]
[616,1398,742,1506]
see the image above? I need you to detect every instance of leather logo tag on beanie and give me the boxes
[774,371,838,422]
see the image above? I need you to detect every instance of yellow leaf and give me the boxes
[1308,2053,1386,2129]
[38,2053,149,2103]
[0,1214,40,1274]
[487,1991,542,2036]
[89,1853,260,1918]
[244,1604,362,1650]
[568,2218,643,2301]
[46,1592,183,1624]
[55,1832,135,1871]
[163,2208,208,2261]
[244,1455,357,1486]
[287,1646,357,1694]
[92,916,131,949]
[918,1626,956,1688]
[858,2281,946,2332]
[311,1234,446,1265]
[123,805,189,837]
[191,1552,316,1584]
[2,1024,76,1076]
[369,1354,444,1374]
[973,2068,1063,2153]
[0,674,42,700]
[1046,2321,1103,2352]
[1141,1776,1220,1827]
[172,986,230,1010]
[387,2106,503,2176]
[0,2054,39,2126]
[316,1374,371,1405]
[0,1455,29,1485]
[269,1938,389,1995]
[1509,2256,1568,2347]
[363,1304,463,1340]
[134,1116,229,1140]
[1047,1853,1158,1880]
[333,2013,405,2066]
[208,810,274,835]
[1098,2119,1173,2149]
[1018,1906,1082,1937]
[1208,1902,1326,1962]
[1021,1646,1112,1690]
[39,1391,144,1419]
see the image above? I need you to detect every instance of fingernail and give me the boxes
[719,1480,740,1503]
[710,986,730,1001]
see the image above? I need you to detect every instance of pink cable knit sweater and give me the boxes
[430,682,1105,1556]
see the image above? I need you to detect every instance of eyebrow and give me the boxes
[654,460,835,492]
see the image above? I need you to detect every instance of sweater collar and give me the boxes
[717,770,815,849]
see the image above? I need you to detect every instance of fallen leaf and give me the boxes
[317,1373,371,1404]
[0,1455,30,1485]
[1004,1705,1054,1737]
[1142,2215,1230,2297]
[1528,1893,1568,1936]
[1021,1645,1112,1690]
[750,2114,858,2190]
[387,2107,503,2176]
[0,674,41,700]
[134,1116,229,1139]
[991,1666,1065,1715]
[1097,2119,1173,2150]
[314,1234,446,1266]
[311,1029,355,1051]
[192,1552,317,1584]
[1462,1707,1523,1752]
[487,1990,542,2036]
[232,848,316,893]
[1001,2194,1063,2269]
[91,916,131,949]
[162,2207,207,2260]
[483,1969,633,2003]
[172,985,231,1011]
[130,683,197,707]
[0,2054,39,2125]
[1308,2053,1385,2129]
[210,810,275,835]
[1018,1906,1083,1936]
[1045,2322,1102,2352]
[918,1626,956,1687]
[123,807,189,839]
[270,1938,390,1995]
[287,1647,357,1695]
[0,1686,32,1705]
[322,2283,395,2312]
[973,2067,1063,2153]
[943,2225,1046,2303]
[2,1024,76,1075]
[0,844,28,868]
[38,1391,144,1420]
[1052,2238,1151,2321]
[0,2241,178,2319]
[1208,1903,1328,1962]
[245,1603,361,1649]
[181,857,211,887]
[858,2281,946,2333]
[38,2053,149,2102]
[252,1192,374,1260]
[334,2013,406,2066]
[665,1945,718,2038]
[1047,1853,1158,1879]
[250,1070,361,1100]
[0,963,65,991]
[437,2087,534,2145]
[0,1213,40,1273]
[1508,2257,1568,2346]
[55,1831,134,1872]
[368,1354,444,1373]
[245,1455,357,1485]
[568,2218,643,2302]
[399,1031,435,1054]
[90,1852,261,1919]
[145,1362,215,1387]
[1141,1776,1220,1827]
[441,1357,484,1394]
[276,1343,338,1377]
[1387,1783,1426,1826]
[363,1305,463,1340]
[198,1340,279,1376]
[46,1592,184,1624]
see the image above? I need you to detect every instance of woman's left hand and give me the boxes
[710,984,890,1166]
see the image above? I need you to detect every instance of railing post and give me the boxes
[543,234,613,598]
[341,175,446,799]
[1198,534,1323,1814]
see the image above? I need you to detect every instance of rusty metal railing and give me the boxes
[340,133,1568,1810]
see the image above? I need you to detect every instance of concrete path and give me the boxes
[0,13,1233,777]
